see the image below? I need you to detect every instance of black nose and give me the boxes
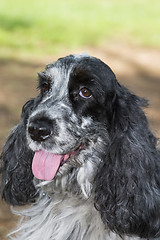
[28,118,52,142]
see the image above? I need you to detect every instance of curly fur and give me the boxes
[1,54,160,240]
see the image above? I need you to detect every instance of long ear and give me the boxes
[0,99,38,205]
[94,85,160,239]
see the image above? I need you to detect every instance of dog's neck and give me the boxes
[11,193,108,240]
[11,193,140,240]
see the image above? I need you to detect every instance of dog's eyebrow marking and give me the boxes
[38,72,52,83]
[38,72,47,80]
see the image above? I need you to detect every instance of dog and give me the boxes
[1,53,160,240]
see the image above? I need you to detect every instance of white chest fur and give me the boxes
[10,194,140,240]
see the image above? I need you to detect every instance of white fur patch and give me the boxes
[9,195,141,240]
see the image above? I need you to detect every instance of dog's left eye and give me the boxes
[79,88,92,99]
[38,72,51,96]
[41,82,50,94]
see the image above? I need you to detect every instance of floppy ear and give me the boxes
[0,99,38,205]
[94,84,160,239]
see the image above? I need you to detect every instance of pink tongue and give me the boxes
[32,151,66,181]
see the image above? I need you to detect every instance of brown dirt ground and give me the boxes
[0,44,160,239]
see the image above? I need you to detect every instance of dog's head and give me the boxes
[26,54,118,195]
[1,54,160,238]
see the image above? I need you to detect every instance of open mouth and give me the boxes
[32,146,82,181]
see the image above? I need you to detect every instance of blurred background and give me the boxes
[0,0,160,238]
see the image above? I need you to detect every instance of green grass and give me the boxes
[0,0,160,58]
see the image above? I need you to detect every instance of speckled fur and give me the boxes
[1,54,160,240]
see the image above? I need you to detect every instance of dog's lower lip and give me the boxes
[60,145,84,166]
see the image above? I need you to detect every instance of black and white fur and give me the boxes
[1,54,160,240]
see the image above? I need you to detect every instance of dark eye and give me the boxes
[41,82,50,95]
[79,88,92,99]
[37,72,51,96]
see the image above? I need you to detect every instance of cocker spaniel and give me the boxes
[1,54,160,240]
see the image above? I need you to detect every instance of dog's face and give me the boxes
[26,54,117,196]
